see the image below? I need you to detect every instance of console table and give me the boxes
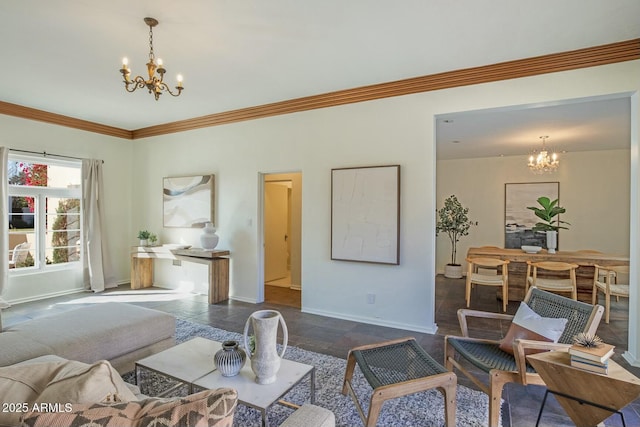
[466,247,628,302]
[131,246,230,304]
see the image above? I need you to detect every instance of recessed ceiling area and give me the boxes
[0,1,638,131]
[436,95,631,160]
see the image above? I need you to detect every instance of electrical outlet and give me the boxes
[366,293,376,304]
[172,260,182,266]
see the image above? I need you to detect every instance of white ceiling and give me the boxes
[0,1,638,157]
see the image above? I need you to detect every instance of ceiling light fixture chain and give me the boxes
[527,135,559,174]
[119,17,184,101]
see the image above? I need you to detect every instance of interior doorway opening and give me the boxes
[263,172,302,309]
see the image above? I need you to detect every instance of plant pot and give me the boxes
[444,264,463,279]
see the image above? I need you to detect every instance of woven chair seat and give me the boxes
[470,273,505,285]
[353,339,447,389]
[527,276,574,291]
[446,338,536,374]
[594,282,629,296]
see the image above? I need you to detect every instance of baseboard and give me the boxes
[7,287,85,305]
[229,295,258,304]
[622,350,640,367]
[302,307,438,334]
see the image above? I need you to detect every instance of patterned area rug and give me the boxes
[123,319,495,427]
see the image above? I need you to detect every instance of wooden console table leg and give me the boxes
[209,257,230,304]
[131,256,153,289]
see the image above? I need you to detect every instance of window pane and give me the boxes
[7,161,80,189]
[46,197,81,265]
[9,196,35,229]
[8,231,35,269]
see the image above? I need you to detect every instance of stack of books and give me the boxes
[568,342,615,374]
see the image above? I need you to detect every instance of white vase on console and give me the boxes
[200,222,219,250]
[546,230,557,254]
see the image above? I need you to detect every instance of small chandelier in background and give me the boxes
[527,135,559,174]
[119,17,184,101]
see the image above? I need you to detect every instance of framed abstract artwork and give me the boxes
[331,165,400,265]
[504,181,559,248]
[163,175,215,228]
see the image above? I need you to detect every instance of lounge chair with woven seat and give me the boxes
[445,287,603,427]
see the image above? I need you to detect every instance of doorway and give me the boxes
[263,173,302,308]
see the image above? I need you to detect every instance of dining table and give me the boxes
[466,246,629,302]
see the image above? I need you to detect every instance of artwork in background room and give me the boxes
[505,182,559,248]
[331,165,400,265]
[163,175,215,228]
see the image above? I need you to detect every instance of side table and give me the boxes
[527,351,640,427]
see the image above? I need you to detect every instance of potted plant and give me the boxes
[148,233,158,246]
[526,196,570,254]
[436,195,476,278]
[137,230,151,246]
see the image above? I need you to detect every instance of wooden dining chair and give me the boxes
[593,264,629,323]
[526,261,579,300]
[577,250,617,284]
[465,257,510,312]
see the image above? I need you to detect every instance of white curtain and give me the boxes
[82,159,115,292]
[0,147,11,330]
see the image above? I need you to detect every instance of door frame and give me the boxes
[257,170,302,304]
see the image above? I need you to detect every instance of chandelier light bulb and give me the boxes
[157,58,163,67]
[122,57,128,67]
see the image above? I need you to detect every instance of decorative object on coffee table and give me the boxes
[243,310,288,384]
[214,340,246,377]
[200,221,220,249]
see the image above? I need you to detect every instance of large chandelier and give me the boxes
[119,17,184,101]
[527,136,559,174]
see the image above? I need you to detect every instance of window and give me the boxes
[8,155,82,271]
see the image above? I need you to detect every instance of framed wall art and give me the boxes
[331,165,400,265]
[163,175,215,228]
[504,181,559,248]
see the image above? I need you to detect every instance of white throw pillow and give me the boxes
[499,302,568,355]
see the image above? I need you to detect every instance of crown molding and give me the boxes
[1,39,639,140]
[0,100,133,139]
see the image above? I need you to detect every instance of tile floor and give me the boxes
[2,276,638,426]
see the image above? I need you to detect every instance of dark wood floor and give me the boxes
[3,276,638,427]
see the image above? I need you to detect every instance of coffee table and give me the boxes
[135,337,315,427]
[135,337,220,396]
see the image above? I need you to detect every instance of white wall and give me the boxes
[129,60,640,336]
[0,60,638,346]
[436,149,631,274]
[0,115,133,303]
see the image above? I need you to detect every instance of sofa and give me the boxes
[0,302,176,373]
[0,303,335,427]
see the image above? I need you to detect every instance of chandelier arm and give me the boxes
[156,81,184,97]
[122,76,149,93]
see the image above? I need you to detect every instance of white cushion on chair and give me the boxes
[499,302,568,355]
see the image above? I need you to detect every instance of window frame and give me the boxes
[7,154,82,274]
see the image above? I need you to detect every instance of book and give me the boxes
[570,355,609,374]
[568,343,615,363]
